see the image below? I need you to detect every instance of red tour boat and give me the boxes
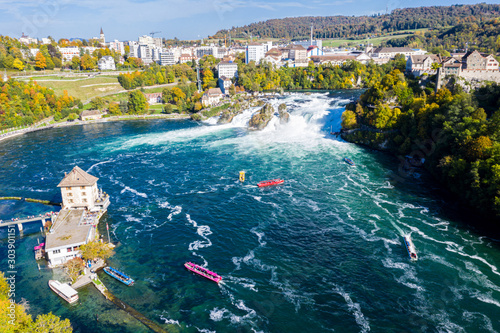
[257,179,284,187]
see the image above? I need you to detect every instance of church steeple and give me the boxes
[99,27,105,45]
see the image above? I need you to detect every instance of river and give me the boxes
[0,91,499,332]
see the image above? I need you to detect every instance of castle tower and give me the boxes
[100,27,105,44]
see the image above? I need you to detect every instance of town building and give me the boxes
[406,54,442,75]
[59,46,80,62]
[160,51,175,66]
[98,56,116,70]
[289,44,307,63]
[462,50,499,71]
[307,45,323,57]
[217,61,238,79]
[179,53,196,63]
[218,76,232,94]
[19,33,38,45]
[45,166,110,266]
[41,38,52,45]
[138,35,162,49]
[109,40,125,55]
[201,88,223,106]
[369,47,416,59]
[311,55,356,66]
[138,45,153,65]
[58,166,101,210]
[245,43,266,64]
[80,110,103,121]
[294,39,323,50]
[144,92,163,104]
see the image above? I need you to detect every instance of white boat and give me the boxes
[48,280,79,304]
[403,235,418,261]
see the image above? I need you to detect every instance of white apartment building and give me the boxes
[59,46,81,62]
[108,40,125,55]
[139,45,153,65]
[160,51,175,66]
[138,35,162,48]
[98,56,116,70]
[41,38,52,45]
[246,43,266,64]
[217,61,238,79]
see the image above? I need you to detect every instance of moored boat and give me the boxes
[48,280,79,304]
[404,235,418,261]
[257,179,284,187]
[344,157,355,166]
[184,262,222,283]
[103,266,135,286]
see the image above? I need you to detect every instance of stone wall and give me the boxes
[460,70,500,83]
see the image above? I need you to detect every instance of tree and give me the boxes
[89,97,106,110]
[12,58,24,71]
[71,56,80,70]
[229,84,236,96]
[80,54,95,70]
[35,53,47,70]
[341,110,357,129]
[64,258,84,283]
[108,103,121,115]
[67,113,79,121]
[79,241,114,261]
[0,272,72,333]
[127,90,149,114]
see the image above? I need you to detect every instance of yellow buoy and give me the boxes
[239,171,245,182]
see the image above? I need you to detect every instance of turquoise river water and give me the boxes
[0,91,499,333]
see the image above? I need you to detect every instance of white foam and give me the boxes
[186,214,213,251]
[120,186,148,198]
[332,285,371,333]
[86,159,114,173]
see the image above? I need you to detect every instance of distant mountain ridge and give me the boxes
[212,3,500,40]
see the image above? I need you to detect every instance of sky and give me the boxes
[0,0,498,41]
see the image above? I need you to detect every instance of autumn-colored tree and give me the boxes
[80,54,95,70]
[79,241,114,261]
[35,52,47,70]
[64,257,84,283]
[12,58,24,71]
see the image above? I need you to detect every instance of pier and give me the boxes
[72,260,167,333]
[0,212,56,233]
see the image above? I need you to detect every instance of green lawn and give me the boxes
[323,29,430,48]
[23,76,123,102]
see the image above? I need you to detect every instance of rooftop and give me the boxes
[45,209,90,250]
[57,166,98,188]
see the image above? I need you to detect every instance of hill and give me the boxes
[384,17,500,54]
[211,4,500,41]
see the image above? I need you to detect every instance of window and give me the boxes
[66,187,71,190]
[83,199,87,203]
[68,192,72,197]
[69,199,73,203]
[67,247,72,252]
[81,186,85,190]
[53,249,60,254]
[82,192,86,196]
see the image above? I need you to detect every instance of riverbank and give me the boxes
[0,113,191,143]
